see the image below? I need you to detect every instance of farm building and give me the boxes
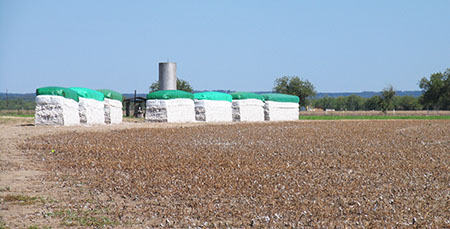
[97,89,124,124]
[70,87,105,125]
[230,92,265,122]
[194,91,233,122]
[35,86,81,126]
[145,90,195,123]
[262,93,299,121]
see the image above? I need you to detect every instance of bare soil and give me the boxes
[0,116,232,228]
[1,116,449,227]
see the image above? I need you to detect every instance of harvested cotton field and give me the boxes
[19,120,449,227]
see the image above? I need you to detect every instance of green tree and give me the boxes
[395,96,422,110]
[149,78,193,93]
[345,95,364,111]
[313,96,336,109]
[380,86,396,114]
[334,96,347,111]
[419,69,450,110]
[364,96,381,110]
[273,76,316,108]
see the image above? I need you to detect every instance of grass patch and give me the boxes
[0,194,52,205]
[299,115,450,120]
[0,187,10,192]
[49,209,117,227]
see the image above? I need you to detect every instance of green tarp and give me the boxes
[147,90,194,100]
[69,87,105,101]
[97,89,124,102]
[194,91,232,102]
[262,93,300,103]
[229,92,265,101]
[36,86,79,102]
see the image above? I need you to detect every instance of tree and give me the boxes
[273,76,316,108]
[364,96,381,110]
[380,86,396,114]
[334,97,347,111]
[313,96,336,110]
[419,69,450,110]
[344,95,364,111]
[395,96,422,110]
[149,78,193,93]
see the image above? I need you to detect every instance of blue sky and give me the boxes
[1,0,449,93]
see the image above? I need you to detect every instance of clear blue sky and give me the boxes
[1,0,449,93]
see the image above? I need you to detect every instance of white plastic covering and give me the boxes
[264,101,299,121]
[145,99,195,123]
[35,95,80,126]
[232,99,265,122]
[104,98,123,124]
[194,100,232,122]
[78,97,105,125]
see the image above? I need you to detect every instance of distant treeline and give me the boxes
[313,90,422,99]
[311,95,422,111]
[0,98,35,110]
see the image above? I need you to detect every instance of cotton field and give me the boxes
[23,120,450,227]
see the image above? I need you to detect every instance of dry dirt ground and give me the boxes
[0,117,208,228]
[0,116,449,228]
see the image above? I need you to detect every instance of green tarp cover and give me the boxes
[69,87,105,101]
[262,93,300,103]
[230,92,265,101]
[36,86,79,102]
[194,91,232,102]
[97,89,123,102]
[146,90,194,100]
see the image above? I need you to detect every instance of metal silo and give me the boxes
[159,62,177,90]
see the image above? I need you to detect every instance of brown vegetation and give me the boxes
[23,120,449,227]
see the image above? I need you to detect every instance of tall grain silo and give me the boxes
[159,62,177,90]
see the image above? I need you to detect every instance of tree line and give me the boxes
[0,98,35,110]
[311,94,421,111]
[273,68,450,111]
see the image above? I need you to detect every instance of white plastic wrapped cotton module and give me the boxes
[195,100,232,122]
[35,95,80,126]
[264,101,299,121]
[193,92,233,122]
[104,98,123,124]
[78,97,105,125]
[35,87,80,126]
[145,99,195,123]
[70,87,105,125]
[232,99,265,122]
[97,89,123,124]
[261,93,300,121]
